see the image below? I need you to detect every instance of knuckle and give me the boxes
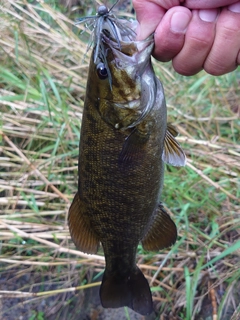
[188,36,211,50]
[173,60,201,76]
[204,58,237,76]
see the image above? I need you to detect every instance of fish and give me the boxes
[68,4,186,316]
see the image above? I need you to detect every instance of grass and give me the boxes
[0,0,239,319]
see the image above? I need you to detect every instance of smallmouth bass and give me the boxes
[69,5,186,316]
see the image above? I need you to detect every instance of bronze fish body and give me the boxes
[69,7,186,316]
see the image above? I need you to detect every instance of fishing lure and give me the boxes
[76,2,136,87]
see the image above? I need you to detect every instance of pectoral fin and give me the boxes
[162,124,186,167]
[118,128,149,166]
[166,123,179,137]
[68,192,99,254]
[142,204,177,251]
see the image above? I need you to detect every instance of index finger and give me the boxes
[183,0,238,9]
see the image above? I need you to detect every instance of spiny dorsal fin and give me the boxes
[68,192,99,254]
[162,124,186,167]
[142,204,177,251]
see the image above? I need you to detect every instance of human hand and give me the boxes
[133,0,240,75]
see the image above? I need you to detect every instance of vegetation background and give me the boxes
[0,0,239,319]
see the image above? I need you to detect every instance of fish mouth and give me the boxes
[99,22,154,78]
[93,12,154,63]
[101,20,154,56]
[92,11,138,64]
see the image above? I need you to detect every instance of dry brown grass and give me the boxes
[0,1,239,319]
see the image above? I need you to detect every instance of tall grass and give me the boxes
[0,1,239,319]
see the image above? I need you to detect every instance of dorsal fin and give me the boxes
[162,124,186,167]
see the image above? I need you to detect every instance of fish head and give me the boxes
[87,16,156,130]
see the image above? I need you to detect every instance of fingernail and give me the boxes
[170,12,191,33]
[228,2,240,13]
[199,9,218,22]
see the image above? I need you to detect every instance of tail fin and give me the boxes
[100,266,153,315]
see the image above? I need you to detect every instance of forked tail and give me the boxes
[100,266,153,315]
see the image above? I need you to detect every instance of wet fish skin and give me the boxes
[68,12,185,316]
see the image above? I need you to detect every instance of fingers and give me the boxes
[172,9,218,75]
[153,7,192,62]
[183,0,238,9]
[203,4,240,75]
[132,0,183,40]
[133,0,240,75]
[153,4,240,75]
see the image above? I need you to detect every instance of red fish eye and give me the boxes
[97,63,108,80]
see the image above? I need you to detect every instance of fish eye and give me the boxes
[97,63,108,80]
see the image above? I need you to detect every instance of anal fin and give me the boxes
[68,192,99,253]
[142,204,177,251]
